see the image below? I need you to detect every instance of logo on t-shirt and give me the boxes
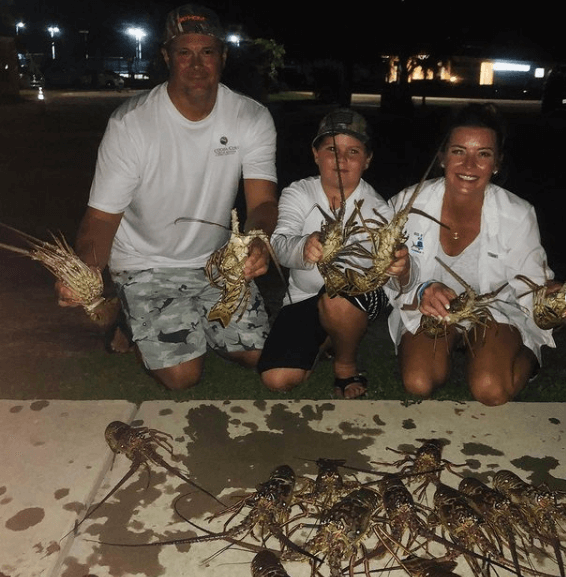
[411,232,424,254]
[214,135,238,156]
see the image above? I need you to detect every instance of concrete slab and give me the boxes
[0,400,137,577]
[56,400,566,577]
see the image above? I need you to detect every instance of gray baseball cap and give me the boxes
[312,108,372,149]
[163,4,225,45]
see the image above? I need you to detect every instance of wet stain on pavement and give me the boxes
[5,507,45,531]
[460,442,504,457]
[30,401,49,411]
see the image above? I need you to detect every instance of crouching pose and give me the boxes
[388,103,556,406]
[258,109,412,399]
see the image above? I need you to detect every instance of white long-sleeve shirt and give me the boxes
[271,176,396,305]
[387,177,555,362]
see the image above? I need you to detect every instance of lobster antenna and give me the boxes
[329,113,346,216]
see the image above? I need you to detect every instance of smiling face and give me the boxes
[313,134,372,199]
[162,33,226,109]
[440,126,500,198]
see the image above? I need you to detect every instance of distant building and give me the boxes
[0,36,20,98]
[385,36,558,100]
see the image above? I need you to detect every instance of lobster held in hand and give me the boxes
[0,222,117,324]
[515,274,566,330]
[415,257,508,347]
[176,209,287,328]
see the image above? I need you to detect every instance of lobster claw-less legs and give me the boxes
[399,321,537,406]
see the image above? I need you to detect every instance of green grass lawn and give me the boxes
[25,310,565,404]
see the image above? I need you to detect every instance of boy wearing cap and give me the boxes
[57,4,278,390]
[258,109,413,399]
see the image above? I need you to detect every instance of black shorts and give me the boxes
[257,287,388,374]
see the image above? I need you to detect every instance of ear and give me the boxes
[437,151,445,169]
[312,146,319,165]
[161,47,170,68]
[365,152,373,170]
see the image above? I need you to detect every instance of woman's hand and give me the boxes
[303,232,323,264]
[419,282,458,319]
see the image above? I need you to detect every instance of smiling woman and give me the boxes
[387,102,559,407]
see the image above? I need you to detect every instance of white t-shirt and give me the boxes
[88,83,277,271]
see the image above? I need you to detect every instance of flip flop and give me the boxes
[333,374,368,399]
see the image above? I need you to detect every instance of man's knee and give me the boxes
[225,349,262,369]
[150,358,205,390]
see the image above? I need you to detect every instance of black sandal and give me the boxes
[333,374,368,399]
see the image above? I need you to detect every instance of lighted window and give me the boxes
[480,62,494,85]
[493,62,531,72]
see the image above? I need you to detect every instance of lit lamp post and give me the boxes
[16,22,25,35]
[127,27,146,60]
[47,26,60,59]
[227,34,240,47]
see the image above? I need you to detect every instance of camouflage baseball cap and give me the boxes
[312,109,372,149]
[163,4,225,45]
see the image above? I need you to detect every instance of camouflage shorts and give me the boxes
[112,268,269,370]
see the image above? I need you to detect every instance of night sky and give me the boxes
[10,0,565,64]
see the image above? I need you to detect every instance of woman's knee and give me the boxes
[260,368,307,392]
[468,372,513,406]
[401,371,437,398]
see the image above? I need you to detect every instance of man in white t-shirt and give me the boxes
[57,4,278,390]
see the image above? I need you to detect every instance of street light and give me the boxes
[227,34,240,46]
[47,26,60,59]
[127,27,146,60]
[16,22,25,35]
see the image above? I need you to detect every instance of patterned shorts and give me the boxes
[257,286,388,373]
[112,268,269,370]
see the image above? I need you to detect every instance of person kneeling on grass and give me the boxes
[258,109,414,399]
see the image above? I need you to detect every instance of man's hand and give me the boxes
[55,280,81,308]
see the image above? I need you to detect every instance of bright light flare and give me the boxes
[126,27,146,59]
